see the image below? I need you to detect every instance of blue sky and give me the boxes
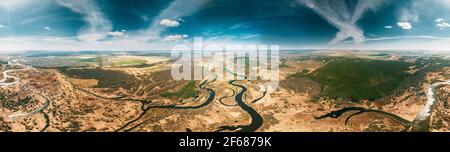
[1,0,450,51]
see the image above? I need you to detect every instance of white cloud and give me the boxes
[437,23,450,29]
[164,34,188,41]
[435,18,450,30]
[160,19,180,27]
[436,18,445,22]
[108,31,125,37]
[144,0,209,40]
[384,26,392,29]
[0,24,3,28]
[44,26,51,30]
[397,22,412,30]
[56,0,112,42]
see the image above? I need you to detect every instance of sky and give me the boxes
[1,0,450,51]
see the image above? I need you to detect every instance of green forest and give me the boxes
[160,81,199,99]
[295,58,412,101]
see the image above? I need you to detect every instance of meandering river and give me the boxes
[115,80,216,132]
[215,80,264,132]
[0,61,32,87]
[0,60,52,131]
[215,67,265,132]
[412,80,450,132]
[316,79,450,132]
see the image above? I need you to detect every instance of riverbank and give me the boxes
[412,80,450,132]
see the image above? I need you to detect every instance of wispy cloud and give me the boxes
[0,0,209,51]
[228,23,250,30]
[108,31,126,38]
[336,35,450,45]
[331,35,450,52]
[164,34,188,41]
[398,7,418,23]
[365,35,450,41]
[241,34,259,39]
[297,0,387,44]
[56,0,112,42]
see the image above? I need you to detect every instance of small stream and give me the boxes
[115,80,216,132]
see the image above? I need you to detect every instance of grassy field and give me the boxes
[112,58,147,66]
[160,81,199,99]
[293,58,412,101]
[58,68,140,90]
